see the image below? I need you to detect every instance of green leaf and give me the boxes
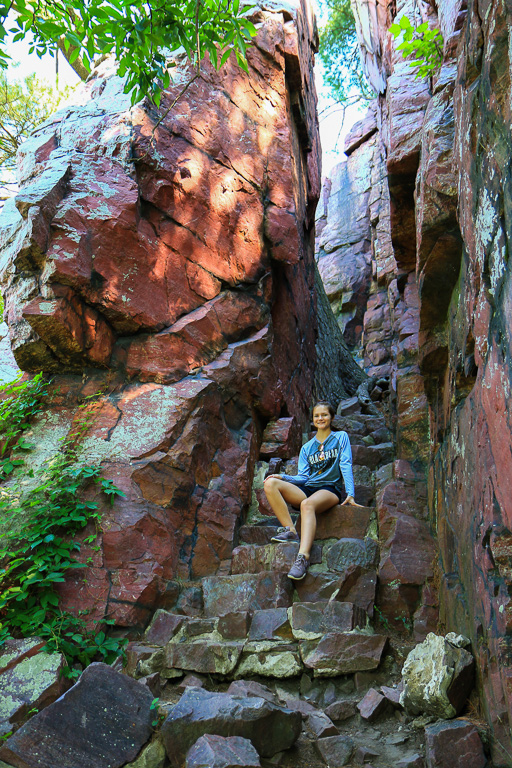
[220,48,232,67]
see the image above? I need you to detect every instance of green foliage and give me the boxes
[0,373,48,480]
[0,379,127,677]
[318,0,374,106]
[0,72,70,196]
[150,697,164,728]
[0,0,257,106]
[389,15,443,79]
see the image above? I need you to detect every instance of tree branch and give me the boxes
[56,37,89,81]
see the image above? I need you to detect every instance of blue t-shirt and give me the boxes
[281,430,355,498]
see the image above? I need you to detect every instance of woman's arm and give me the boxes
[338,431,355,500]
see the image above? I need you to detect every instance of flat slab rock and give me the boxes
[186,734,261,768]
[300,632,388,676]
[161,687,301,768]
[0,663,154,768]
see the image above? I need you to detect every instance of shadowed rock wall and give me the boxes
[318,0,512,759]
[0,0,320,628]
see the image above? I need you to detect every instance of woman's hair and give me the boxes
[312,400,335,419]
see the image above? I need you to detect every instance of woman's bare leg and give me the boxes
[298,490,339,557]
[263,477,307,531]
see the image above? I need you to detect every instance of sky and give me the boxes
[3,5,365,179]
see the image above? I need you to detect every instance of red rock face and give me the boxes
[319,0,512,757]
[0,1,320,628]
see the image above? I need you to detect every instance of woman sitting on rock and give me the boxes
[263,400,358,581]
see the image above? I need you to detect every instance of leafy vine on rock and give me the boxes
[0,377,127,678]
[389,15,443,80]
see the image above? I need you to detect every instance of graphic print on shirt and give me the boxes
[308,447,339,476]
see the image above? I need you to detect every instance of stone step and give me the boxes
[289,601,367,639]
[127,618,386,681]
[202,572,294,617]
[240,504,375,547]
[294,566,376,613]
[230,541,322,574]
[297,505,375,540]
[300,632,388,676]
[239,524,284,546]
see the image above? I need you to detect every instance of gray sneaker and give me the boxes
[287,553,310,581]
[270,526,299,543]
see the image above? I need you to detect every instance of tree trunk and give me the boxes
[314,262,368,408]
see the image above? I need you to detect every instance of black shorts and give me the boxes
[295,483,342,503]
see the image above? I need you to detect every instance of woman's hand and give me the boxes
[264,474,282,482]
[341,495,361,506]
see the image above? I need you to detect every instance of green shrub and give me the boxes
[0,377,127,677]
[389,15,443,79]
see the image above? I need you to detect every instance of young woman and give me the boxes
[263,401,359,581]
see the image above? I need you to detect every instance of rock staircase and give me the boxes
[124,402,427,767]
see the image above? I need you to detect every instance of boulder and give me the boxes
[0,650,68,737]
[400,634,475,718]
[185,735,261,768]
[424,720,486,768]
[0,663,154,768]
[161,688,301,767]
